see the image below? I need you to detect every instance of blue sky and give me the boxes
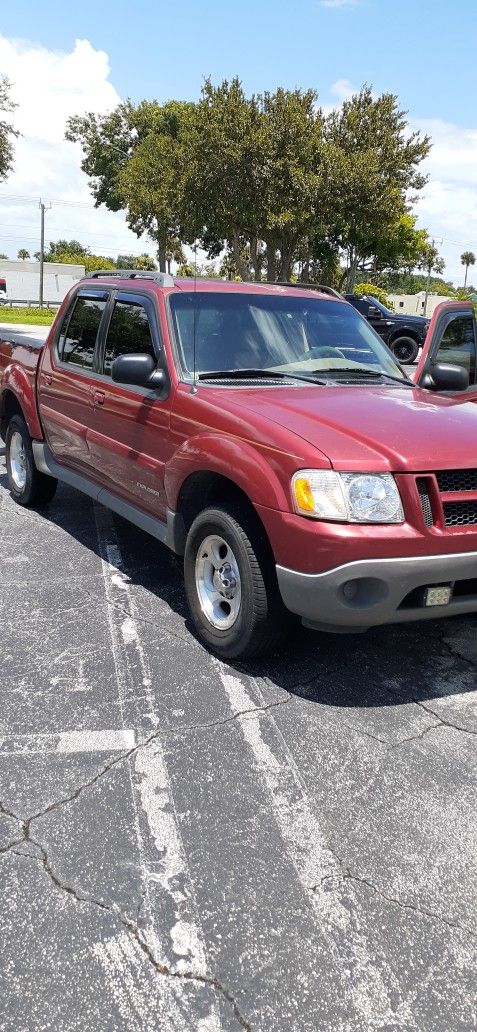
[1,0,477,283]
[5,0,477,122]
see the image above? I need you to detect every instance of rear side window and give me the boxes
[61,296,106,369]
[103,299,156,376]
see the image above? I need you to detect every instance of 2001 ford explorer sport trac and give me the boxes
[1,272,477,659]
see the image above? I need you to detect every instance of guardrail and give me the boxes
[0,299,61,309]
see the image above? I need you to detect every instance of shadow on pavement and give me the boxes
[2,474,474,711]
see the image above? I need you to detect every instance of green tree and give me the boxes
[42,239,90,261]
[353,283,393,308]
[116,253,157,271]
[17,249,30,261]
[419,241,445,279]
[67,100,195,271]
[191,80,325,281]
[460,250,475,289]
[323,87,431,290]
[0,77,19,182]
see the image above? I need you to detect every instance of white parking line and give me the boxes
[214,661,416,1029]
[0,729,136,755]
[93,503,222,1027]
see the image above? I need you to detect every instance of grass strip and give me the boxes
[0,307,56,325]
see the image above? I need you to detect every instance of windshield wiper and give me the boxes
[197,368,329,386]
[324,367,413,387]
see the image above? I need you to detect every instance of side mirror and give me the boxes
[111,353,167,391]
[420,362,469,391]
[367,306,381,319]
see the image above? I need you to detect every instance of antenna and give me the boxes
[191,239,198,393]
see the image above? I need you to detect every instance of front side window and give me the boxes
[434,315,476,382]
[169,292,407,384]
[61,296,106,370]
[103,299,156,376]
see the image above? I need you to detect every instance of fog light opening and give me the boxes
[340,577,389,609]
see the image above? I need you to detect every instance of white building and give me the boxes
[389,292,454,317]
[0,259,85,304]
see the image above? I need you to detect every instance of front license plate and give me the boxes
[424,585,452,607]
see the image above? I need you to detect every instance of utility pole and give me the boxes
[38,199,51,307]
[423,237,442,317]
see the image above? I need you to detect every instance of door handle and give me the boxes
[43,373,52,386]
[93,390,105,406]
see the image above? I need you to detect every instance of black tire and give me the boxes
[184,505,288,660]
[5,414,58,507]
[390,335,419,364]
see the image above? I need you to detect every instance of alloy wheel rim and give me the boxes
[195,534,242,630]
[9,431,27,490]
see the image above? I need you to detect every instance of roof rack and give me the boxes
[86,269,175,287]
[270,281,342,298]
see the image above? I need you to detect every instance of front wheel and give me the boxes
[184,505,287,660]
[6,414,58,507]
[390,336,419,364]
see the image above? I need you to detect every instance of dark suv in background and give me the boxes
[344,294,430,363]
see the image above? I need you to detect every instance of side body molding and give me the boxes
[32,442,186,554]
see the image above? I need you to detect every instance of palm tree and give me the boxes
[17,248,30,261]
[460,250,475,289]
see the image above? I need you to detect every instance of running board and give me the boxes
[32,441,185,554]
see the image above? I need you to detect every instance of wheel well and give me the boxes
[389,329,419,344]
[177,472,275,564]
[0,391,24,441]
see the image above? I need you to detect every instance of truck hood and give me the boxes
[391,313,429,327]
[230,384,477,472]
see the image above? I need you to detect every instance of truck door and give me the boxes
[86,290,172,519]
[38,288,109,471]
[414,301,477,395]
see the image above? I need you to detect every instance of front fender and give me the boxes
[0,364,43,439]
[165,432,294,513]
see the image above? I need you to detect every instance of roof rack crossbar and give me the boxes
[270,281,342,298]
[86,269,175,287]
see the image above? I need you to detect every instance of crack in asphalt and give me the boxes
[438,631,477,670]
[311,868,477,939]
[8,835,252,1032]
[382,681,477,738]
[0,696,292,833]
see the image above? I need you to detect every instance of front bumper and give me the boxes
[276,550,477,631]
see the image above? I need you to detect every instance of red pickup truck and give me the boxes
[1,272,477,659]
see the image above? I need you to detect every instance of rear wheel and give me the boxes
[184,505,288,660]
[390,335,419,364]
[6,414,57,507]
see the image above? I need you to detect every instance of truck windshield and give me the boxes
[169,292,408,383]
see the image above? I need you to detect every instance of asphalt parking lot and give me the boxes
[1,440,476,1032]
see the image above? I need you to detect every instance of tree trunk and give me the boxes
[265,239,277,282]
[300,243,312,282]
[157,235,167,273]
[231,230,248,280]
[346,252,359,292]
[464,265,468,289]
[250,237,261,281]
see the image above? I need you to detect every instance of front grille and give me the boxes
[416,478,434,527]
[444,501,477,527]
[436,469,477,493]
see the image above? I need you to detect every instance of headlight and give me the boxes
[292,470,404,523]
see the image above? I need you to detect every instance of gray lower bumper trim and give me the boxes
[276,551,477,631]
[32,441,185,554]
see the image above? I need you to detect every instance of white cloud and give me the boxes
[0,35,155,262]
[329,78,357,102]
[320,0,360,8]
[412,118,477,284]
